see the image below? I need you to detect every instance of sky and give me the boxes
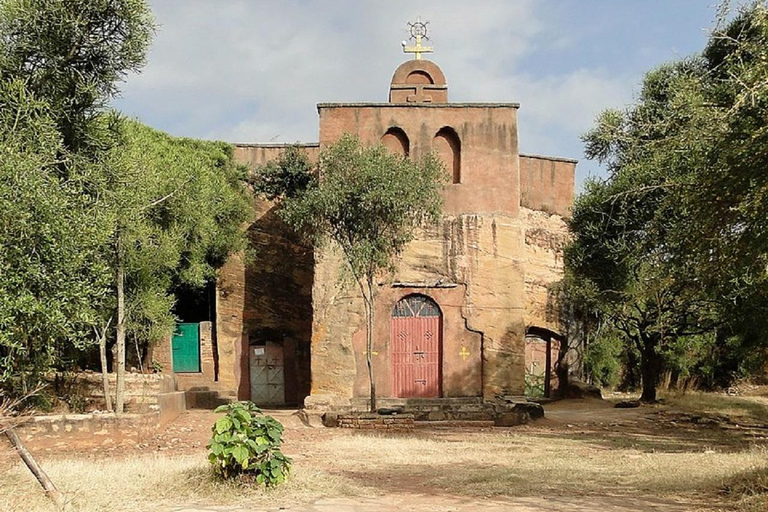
[113,0,739,189]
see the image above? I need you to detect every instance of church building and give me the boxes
[158,22,576,411]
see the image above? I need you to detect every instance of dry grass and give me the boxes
[5,393,768,511]
[313,432,768,500]
[4,430,767,511]
[661,391,768,423]
[0,453,366,512]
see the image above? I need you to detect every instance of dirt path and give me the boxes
[169,494,691,512]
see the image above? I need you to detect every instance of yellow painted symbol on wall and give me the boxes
[459,346,470,361]
[363,351,380,356]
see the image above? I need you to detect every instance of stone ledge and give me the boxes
[328,412,415,430]
[17,411,161,441]
[314,395,544,427]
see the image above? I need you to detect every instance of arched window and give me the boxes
[433,127,461,184]
[392,294,441,317]
[381,127,409,157]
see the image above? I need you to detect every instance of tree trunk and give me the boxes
[364,276,376,413]
[96,319,113,412]
[6,428,68,510]
[115,258,126,414]
[640,344,660,403]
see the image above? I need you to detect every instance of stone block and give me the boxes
[157,391,186,426]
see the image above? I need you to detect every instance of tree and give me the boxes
[0,0,155,152]
[568,2,768,401]
[259,136,447,412]
[0,1,251,414]
[0,0,155,402]
[101,119,250,412]
[0,79,110,396]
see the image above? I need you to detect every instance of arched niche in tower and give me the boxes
[381,127,410,157]
[433,127,461,184]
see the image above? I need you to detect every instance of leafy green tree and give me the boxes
[0,0,155,402]
[102,120,250,412]
[0,0,155,152]
[0,80,110,395]
[569,2,768,401]
[0,1,251,413]
[260,136,447,411]
[250,145,317,200]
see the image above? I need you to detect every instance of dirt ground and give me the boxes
[3,394,768,511]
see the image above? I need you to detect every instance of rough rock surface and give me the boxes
[520,207,570,333]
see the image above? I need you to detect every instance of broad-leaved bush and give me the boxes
[207,401,291,485]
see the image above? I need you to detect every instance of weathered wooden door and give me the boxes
[249,343,285,406]
[391,295,442,398]
[172,323,200,373]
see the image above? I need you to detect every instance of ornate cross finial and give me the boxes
[401,17,433,60]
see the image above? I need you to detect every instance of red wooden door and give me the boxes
[391,295,441,398]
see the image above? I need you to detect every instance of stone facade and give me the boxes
[158,55,576,410]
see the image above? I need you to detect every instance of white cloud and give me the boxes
[114,0,641,182]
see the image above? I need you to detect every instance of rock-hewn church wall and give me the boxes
[214,144,318,403]
[519,154,576,217]
[307,212,527,406]
[520,207,570,335]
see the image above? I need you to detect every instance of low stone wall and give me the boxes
[323,397,544,427]
[335,413,415,430]
[16,412,161,442]
[57,372,175,412]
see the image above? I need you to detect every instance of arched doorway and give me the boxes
[391,294,442,398]
[525,326,563,398]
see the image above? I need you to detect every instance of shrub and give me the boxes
[207,401,291,486]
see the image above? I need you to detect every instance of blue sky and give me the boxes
[113,1,737,189]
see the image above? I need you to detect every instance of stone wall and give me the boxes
[214,144,317,403]
[308,212,527,406]
[336,413,415,430]
[71,372,172,412]
[520,207,570,335]
[519,154,576,217]
[17,412,161,444]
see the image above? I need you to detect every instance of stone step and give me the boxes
[184,389,235,410]
[174,375,230,392]
[350,397,484,408]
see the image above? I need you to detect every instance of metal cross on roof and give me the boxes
[402,17,433,60]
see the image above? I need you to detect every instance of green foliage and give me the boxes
[0,0,250,402]
[0,0,155,150]
[279,134,447,279]
[568,2,768,399]
[207,402,291,486]
[104,119,251,347]
[584,329,624,388]
[272,134,447,411]
[250,145,316,201]
[524,370,545,398]
[0,79,110,394]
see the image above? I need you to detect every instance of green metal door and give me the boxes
[172,323,200,373]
